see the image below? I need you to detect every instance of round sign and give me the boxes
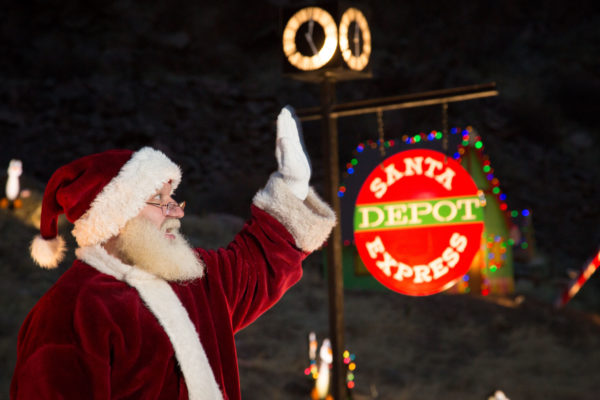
[353,149,484,296]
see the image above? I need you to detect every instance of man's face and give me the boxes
[110,182,204,281]
[139,181,184,238]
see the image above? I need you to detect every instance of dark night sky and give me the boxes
[1,0,599,277]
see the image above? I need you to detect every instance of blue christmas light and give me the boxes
[499,193,507,201]
[522,209,530,217]
[347,168,354,174]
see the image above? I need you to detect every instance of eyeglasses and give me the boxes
[145,201,186,216]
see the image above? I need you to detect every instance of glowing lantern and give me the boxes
[315,339,332,399]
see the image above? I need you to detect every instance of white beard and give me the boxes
[115,216,205,281]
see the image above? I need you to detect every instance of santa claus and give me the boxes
[11,106,336,400]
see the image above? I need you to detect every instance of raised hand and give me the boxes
[275,105,311,200]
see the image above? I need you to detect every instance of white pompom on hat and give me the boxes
[31,147,181,268]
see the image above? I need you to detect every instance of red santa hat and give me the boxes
[31,147,182,268]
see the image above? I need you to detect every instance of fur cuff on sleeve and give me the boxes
[253,173,336,252]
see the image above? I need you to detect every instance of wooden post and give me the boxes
[306,81,498,398]
[321,76,346,400]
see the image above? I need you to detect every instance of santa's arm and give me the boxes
[200,184,334,331]
[255,105,336,252]
[252,174,336,253]
[198,107,335,331]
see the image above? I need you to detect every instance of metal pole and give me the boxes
[321,77,346,400]
[298,82,498,121]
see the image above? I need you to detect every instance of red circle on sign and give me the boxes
[354,149,484,296]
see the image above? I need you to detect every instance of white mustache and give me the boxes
[161,218,181,232]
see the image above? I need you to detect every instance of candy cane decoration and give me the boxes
[555,249,600,308]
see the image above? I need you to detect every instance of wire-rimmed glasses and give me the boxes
[145,201,186,216]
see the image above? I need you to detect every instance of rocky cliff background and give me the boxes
[1,0,599,272]
[1,0,599,398]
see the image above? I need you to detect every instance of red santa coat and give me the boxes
[11,176,336,400]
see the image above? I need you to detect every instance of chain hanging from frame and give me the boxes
[376,108,386,159]
[442,102,449,163]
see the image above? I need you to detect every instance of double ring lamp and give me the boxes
[282,6,371,72]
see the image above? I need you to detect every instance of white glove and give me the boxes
[275,105,311,200]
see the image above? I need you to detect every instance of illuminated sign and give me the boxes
[354,149,484,296]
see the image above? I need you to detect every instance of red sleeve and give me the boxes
[197,205,307,332]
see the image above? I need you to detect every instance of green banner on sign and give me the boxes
[354,195,483,232]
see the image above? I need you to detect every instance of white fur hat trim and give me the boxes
[72,147,181,247]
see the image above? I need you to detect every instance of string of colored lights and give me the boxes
[343,350,357,390]
[463,129,533,256]
[460,128,531,296]
[304,349,357,391]
[478,234,510,296]
[338,127,531,254]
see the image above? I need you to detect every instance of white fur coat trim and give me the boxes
[76,245,223,400]
[253,173,336,252]
[73,147,182,248]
